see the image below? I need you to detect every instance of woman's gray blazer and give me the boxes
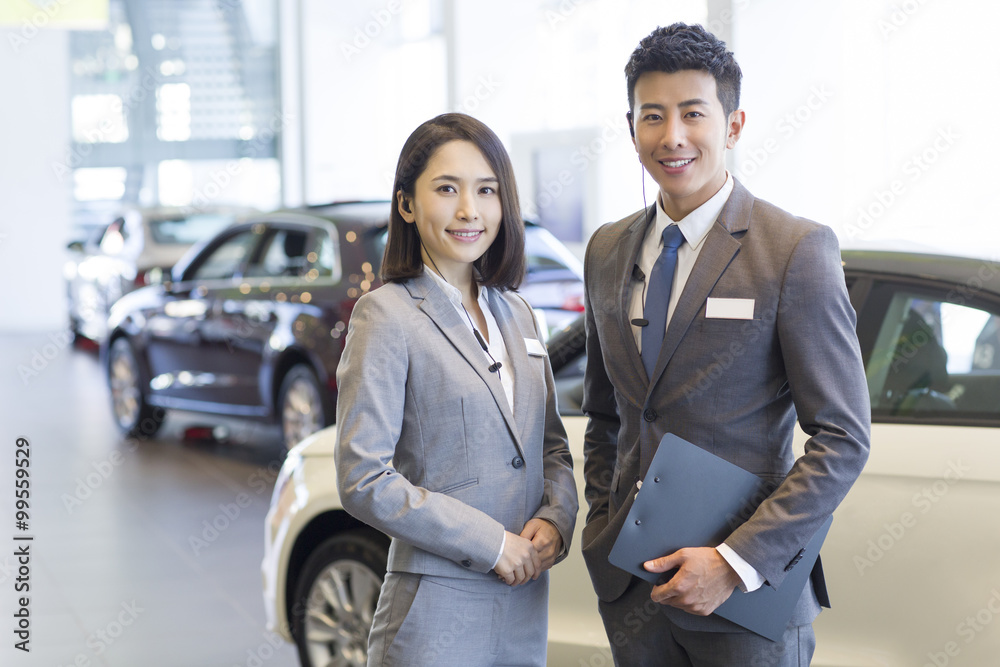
[335,271,578,580]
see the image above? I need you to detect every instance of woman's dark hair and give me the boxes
[381,113,526,290]
[625,23,743,117]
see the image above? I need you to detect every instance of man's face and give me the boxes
[631,69,744,220]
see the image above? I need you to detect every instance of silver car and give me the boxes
[65,205,255,342]
[263,249,1000,666]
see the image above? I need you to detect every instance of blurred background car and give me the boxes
[65,205,256,343]
[104,201,585,450]
[262,249,1000,667]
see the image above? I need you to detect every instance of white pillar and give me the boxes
[0,28,72,332]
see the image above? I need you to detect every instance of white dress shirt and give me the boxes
[627,173,766,593]
[424,267,514,569]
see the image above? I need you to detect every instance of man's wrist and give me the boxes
[716,543,765,593]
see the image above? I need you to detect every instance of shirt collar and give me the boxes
[654,171,734,251]
[422,266,488,310]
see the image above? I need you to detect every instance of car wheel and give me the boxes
[291,530,388,667]
[279,364,331,450]
[108,336,165,438]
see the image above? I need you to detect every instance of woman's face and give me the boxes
[397,139,502,283]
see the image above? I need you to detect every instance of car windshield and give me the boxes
[148,214,234,245]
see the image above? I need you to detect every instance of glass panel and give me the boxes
[74,167,127,201]
[147,214,234,245]
[866,289,1000,421]
[156,83,192,141]
[71,94,128,143]
[312,231,337,279]
[190,230,258,281]
[244,229,311,278]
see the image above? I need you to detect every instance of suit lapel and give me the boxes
[406,273,524,455]
[613,205,656,398]
[648,180,754,388]
[487,290,532,452]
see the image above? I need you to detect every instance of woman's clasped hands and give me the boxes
[494,518,563,586]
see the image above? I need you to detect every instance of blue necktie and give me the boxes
[641,224,685,378]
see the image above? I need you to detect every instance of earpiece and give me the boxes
[398,190,413,218]
[626,111,634,138]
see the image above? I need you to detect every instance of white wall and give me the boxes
[731,0,1000,260]
[298,0,708,257]
[0,27,72,333]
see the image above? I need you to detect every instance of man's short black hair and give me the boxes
[625,23,743,117]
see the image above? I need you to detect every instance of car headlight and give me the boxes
[271,451,300,508]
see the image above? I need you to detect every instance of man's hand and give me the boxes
[494,531,541,586]
[644,547,742,616]
[520,518,563,574]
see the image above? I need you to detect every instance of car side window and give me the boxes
[189,229,258,282]
[864,284,1000,422]
[245,229,312,278]
[311,231,339,280]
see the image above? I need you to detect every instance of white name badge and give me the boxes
[524,338,547,356]
[705,297,755,320]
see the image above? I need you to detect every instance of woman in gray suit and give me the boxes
[335,113,578,666]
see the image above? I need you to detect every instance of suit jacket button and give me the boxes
[461,559,472,568]
[511,456,524,469]
[643,409,657,422]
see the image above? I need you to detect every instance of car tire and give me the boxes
[291,530,389,667]
[107,336,165,438]
[278,364,332,450]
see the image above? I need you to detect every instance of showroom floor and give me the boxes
[2,333,300,666]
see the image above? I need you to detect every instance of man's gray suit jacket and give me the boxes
[336,271,578,580]
[581,178,871,632]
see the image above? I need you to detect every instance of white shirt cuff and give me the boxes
[716,543,765,593]
[491,531,506,570]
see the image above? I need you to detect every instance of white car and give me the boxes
[263,250,1000,666]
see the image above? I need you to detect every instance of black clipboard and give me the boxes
[608,433,832,641]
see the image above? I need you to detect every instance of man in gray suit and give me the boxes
[581,24,871,665]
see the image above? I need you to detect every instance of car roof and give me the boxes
[842,249,1000,298]
[301,201,391,227]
